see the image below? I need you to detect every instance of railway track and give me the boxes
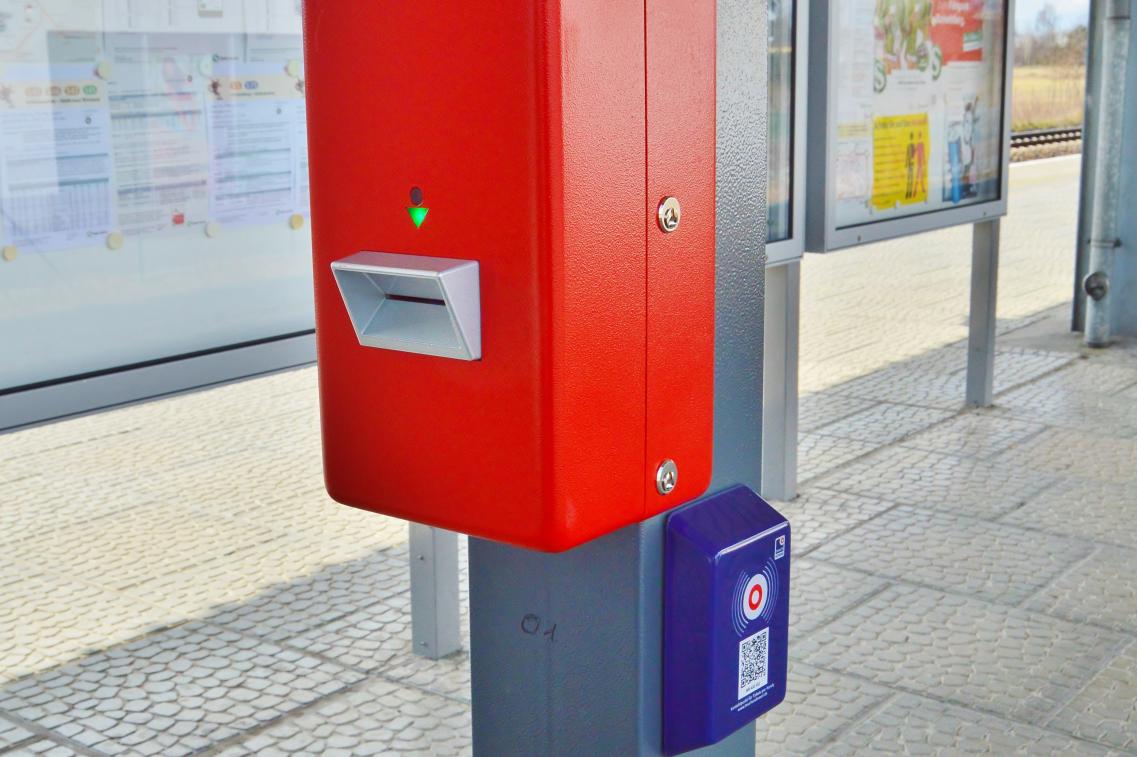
[1011,126,1083,149]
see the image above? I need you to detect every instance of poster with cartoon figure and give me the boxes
[872,113,930,209]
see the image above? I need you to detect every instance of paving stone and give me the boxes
[1002,477,1137,550]
[797,584,1129,724]
[0,461,35,489]
[0,715,34,749]
[1025,546,1137,633]
[0,623,364,757]
[811,506,1091,604]
[213,677,471,756]
[981,348,1078,395]
[0,468,151,550]
[773,488,898,557]
[825,367,967,410]
[291,581,472,703]
[818,340,1064,413]
[8,414,290,483]
[755,662,891,754]
[5,501,280,597]
[2,739,83,756]
[996,373,1137,439]
[812,446,1056,520]
[799,394,879,434]
[0,415,145,464]
[995,311,1051,337]
[208,545,408,640]
[0,561,168,684]
[790,560,889,639]
[797,434,879,482]
[381,650,472,706]
[822,692,1111,755]
[218,485,406,553]
[1010,360,1137,396]
[131,541,409,641]
[900,410,1045,458]
[998,427,1137,485]
[812,402,954,446]
[130,449,327,524]
[1050,640,1137,751]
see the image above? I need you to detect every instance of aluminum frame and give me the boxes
[0,332,315,432]
[804,0,1015,253]
[767,0,810,267]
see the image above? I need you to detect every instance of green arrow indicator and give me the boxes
[408,206,430,229]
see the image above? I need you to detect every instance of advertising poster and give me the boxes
[933,0,986,64]
[871,113,930,209]
[832,0,1006,229]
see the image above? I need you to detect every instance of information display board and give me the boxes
[805,0,1012,251]
[0,1,314,392]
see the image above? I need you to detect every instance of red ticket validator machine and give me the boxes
[303,1,716,551]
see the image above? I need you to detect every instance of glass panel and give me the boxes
[831,0,1007,230]
[768,0,795,244]
[0,3,312,391]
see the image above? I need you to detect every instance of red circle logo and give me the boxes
[742,574,769,620]
[748,584,763,611]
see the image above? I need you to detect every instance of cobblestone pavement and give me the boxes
[3,154,1137,755]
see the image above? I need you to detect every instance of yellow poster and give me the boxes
[872,114,929,210]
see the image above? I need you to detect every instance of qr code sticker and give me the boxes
[738,627,769,699]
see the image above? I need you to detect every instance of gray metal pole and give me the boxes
[761,260,800,501]
[467,0,767,751]
[966,219,1000,407]
[408,524,461,659]
[1084,0,1131,347]
[1073,0,1106,333]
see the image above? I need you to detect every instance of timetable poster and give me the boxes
[0,68,117,252]
[206,69,308,226]
[102,33,229,236]
[833,0,1007,230]
[0,1,308,256]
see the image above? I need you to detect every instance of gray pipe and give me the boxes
[1085,0,1131,347]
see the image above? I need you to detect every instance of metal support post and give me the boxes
[1084,0,1131,347]
[409,523,461,659]
[761,260,800,501]
[966,219,1000,407]
[467,0,766,751]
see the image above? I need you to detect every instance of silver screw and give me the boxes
[656,460,679,495]
[657,197,681,233]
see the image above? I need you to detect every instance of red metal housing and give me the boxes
[303,0,715,551]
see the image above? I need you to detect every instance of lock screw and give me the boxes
[656,459,679,495]
[657,196,681,233]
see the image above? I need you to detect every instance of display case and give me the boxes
[805,0,1013,252]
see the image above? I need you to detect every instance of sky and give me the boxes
[1015,0,1090,32]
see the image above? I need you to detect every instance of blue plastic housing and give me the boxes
[663,485,790,755]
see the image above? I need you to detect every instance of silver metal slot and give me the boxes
[331,251,481,361]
